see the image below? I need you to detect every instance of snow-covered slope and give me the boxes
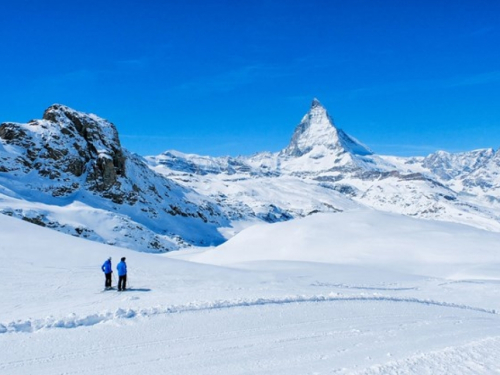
[190,209,500,279]
[0,105,228,252]
[2,208,500,374]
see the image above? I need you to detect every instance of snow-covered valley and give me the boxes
[2,209,500,374]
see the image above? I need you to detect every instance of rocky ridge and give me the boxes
[0,105,228,252]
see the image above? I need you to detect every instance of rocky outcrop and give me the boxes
[0,104,229,252]
[0,104,128,196]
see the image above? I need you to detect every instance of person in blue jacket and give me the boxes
[117,257,127,291]
[101,257,113,289]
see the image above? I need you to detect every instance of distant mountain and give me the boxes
[147,99,500,232]
[1,100,500,253]
[282,98,372,157]
[419,149,500,195]
[280,98,374,173]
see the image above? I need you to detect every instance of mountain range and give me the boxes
[1,99,499,252]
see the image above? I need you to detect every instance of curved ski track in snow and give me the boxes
[1,293,497,334]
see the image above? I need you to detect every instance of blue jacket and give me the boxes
[117,261,127,276]
[101,259,112,274]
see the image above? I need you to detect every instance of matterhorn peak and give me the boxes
[281,99,372,158]
[310,97,323,108]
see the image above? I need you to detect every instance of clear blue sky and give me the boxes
[1,0,499,157]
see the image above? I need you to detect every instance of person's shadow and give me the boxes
[125,288,151,292]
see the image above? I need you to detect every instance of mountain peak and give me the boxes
[311,98,323,109]
[281,99,372,158]
[43,104,84,123]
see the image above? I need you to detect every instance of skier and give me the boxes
[117,257,127,291]
[101,257,113,289]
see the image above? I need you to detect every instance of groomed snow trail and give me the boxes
[1,298,500,375]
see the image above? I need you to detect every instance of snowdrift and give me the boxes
[192,209,500,279]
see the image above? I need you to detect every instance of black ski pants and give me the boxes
[104,272,112,288]
[118,275,127,291]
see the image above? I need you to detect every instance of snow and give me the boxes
[2,209,500,374]
[189,209,500,280]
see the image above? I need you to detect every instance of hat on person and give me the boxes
[121,257,126,261]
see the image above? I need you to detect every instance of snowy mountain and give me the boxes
[282,99,372,158]
[1,99,500,253]
[0,104,228,252]
[419,148,500,196]
[279,98,376,174]
[148,99,500,233]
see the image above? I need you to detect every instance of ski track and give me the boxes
[1,293,497,335]
[311,282,419,291]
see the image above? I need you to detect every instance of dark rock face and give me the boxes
[0,123,27,141]
[43,104,126,192]
[0,104,129,197]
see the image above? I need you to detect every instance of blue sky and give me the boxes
[1,0,499,157]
